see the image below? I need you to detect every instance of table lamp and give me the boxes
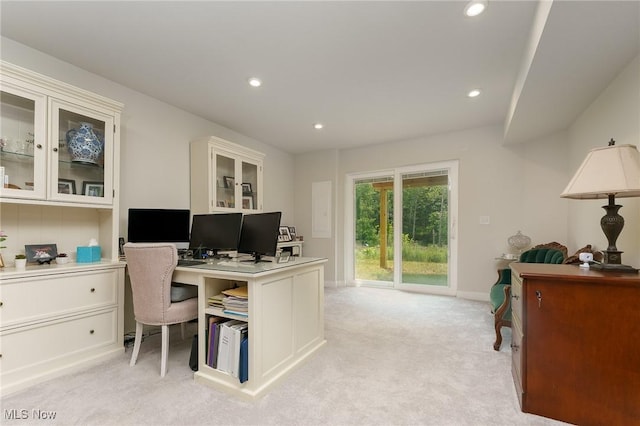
[560,139,640,272]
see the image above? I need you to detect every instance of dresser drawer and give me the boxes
[0,308,118,376]
[0,269,118,328]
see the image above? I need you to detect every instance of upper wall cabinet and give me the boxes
[190,136,264,214]
[0,61,122,206]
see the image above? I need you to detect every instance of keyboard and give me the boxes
[177,259,206,267]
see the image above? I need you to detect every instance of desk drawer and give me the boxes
[0,308,118,375]
[1,270,118,328]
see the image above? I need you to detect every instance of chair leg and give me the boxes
[161,324,169,377]
[493,319,503,351]
[130,321,143,366]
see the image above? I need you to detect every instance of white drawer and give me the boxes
[0,308,118,375]
[0,270,118,328]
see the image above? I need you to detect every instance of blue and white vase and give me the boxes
[66,122,103,165]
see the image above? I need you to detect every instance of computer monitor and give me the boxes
[237,211,282,263]
[127,208,191,249]
[189,213,243,259]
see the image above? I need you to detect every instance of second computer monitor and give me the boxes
[189,213,243,258]
[237,211,282,263]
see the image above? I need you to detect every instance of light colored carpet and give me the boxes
[1,287,566,425]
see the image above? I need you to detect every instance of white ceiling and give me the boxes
[1,1,638,154]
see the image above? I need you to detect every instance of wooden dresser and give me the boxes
[510,263,640,425]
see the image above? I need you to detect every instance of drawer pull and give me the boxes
[0,301,3,307]
[511,294,520,300]
[90,329,95,334]
[510,344,519,352]
[90,288,96,293]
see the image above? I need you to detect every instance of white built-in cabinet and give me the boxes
[0,61,125,396]
[190,136,264,214]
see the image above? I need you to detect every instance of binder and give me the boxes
[229,322,248,378]
[239,330,249,383]
[207,317,227,368]
[217,320,243,373]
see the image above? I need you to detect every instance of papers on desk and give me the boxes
[221,286,248,316]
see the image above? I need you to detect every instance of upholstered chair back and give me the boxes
[519,248,565,264]
[124,243,194,326]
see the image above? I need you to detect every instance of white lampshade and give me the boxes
[561,143,640,199]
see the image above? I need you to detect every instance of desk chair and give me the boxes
[124,243,198,377]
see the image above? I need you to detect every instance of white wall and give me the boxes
[293,149,340,286]
[1,37,296,235]
[566,55,640,267]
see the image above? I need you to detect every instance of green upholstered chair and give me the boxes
[490,243,567,351]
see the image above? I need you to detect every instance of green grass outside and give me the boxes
[355,245,448,286]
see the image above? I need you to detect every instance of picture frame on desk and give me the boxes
[278,226,292,242]
[288,227,296,240]
[25,243,58,264]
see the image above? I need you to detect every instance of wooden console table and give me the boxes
[510,263,640,425]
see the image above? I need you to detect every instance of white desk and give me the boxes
[173,256,326,399]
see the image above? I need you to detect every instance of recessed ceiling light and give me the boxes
[467,89,481,98]
[464,1,487,17]
[313,123,324,130]
[248,77,262,87]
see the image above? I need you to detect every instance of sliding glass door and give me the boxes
[349,161,458,293]
[354,174,395,286]
[398,170,449,287]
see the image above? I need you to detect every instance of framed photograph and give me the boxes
[223,176,235,189]
[58,178,76,195]
[278,226,292,242]
[25,243,58,264]
[241,182,252,194]
[82,181,104,197]
[242,196,253,210]
[217,200,226,208]
[288,226,297,239]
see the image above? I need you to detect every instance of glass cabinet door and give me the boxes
[0,84,47,199]
[240,160,259,211]
[49,99,113,204]
[215,152,236,209]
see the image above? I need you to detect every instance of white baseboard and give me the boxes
[456,291,489,302]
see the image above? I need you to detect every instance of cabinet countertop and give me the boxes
[0,260,126,280]
[510,262,640,284]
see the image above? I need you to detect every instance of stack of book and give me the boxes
[207,317,249,383]
[221,286,248,317]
